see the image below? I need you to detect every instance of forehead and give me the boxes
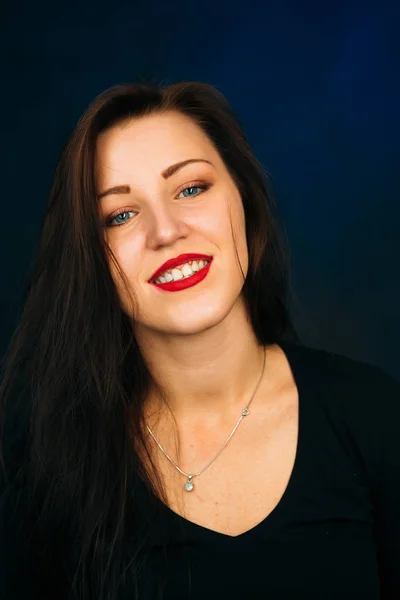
[96,111,218,172]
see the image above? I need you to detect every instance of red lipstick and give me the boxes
[148,253,213,292]
[148,253,212,282]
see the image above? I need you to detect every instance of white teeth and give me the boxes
[181,263,193,277]
[153,259,209,284]
[171,268,183,280]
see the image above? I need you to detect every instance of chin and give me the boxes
[167,311,228,336]
[137,301,234,338]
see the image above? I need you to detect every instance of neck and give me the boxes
[135,300,269,428]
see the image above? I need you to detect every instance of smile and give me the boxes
[152,259,210,284]
[149,259,213,292]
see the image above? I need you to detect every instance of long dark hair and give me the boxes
[0,78,300,599]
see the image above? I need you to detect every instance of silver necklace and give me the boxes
[146,347,267,492]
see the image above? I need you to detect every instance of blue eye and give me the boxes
[105,210,137,228]
[177,184,209,198]
[105,183,210,228]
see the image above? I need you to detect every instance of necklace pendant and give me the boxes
[242,408,250,416]
[184,476,194,492]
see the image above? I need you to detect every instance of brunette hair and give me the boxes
[0,77,300,599]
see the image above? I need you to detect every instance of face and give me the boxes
[96,110,249,337]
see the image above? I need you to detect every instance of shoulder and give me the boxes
[280,339,398,392]
[279,339,400,421]
[280,340,400,489]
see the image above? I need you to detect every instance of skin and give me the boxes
[96,111,275,444]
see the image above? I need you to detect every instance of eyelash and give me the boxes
[104,182,211,228]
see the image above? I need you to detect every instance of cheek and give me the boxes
[224,197,247,249]
[109,235,140,271]
[105,237,141,294]
[207,197,248,277]
[204,193,244,234]
[229,201,248,275]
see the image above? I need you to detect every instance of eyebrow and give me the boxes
[97,158,214,200]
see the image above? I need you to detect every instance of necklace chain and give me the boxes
[146,346,267,492]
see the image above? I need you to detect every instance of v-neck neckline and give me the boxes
[149,340,308,541]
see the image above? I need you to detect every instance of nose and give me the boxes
[146,202,190,250]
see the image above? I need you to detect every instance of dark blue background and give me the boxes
[1,0,399,378]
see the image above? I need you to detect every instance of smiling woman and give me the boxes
[0,79,399,600]
[94,107,256,337]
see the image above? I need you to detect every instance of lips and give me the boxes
[148,253,213,282]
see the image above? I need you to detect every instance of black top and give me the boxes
[1,341,400,599]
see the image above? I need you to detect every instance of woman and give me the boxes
[0,80,399,600]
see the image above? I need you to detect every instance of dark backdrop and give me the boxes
[1,0,399,379]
